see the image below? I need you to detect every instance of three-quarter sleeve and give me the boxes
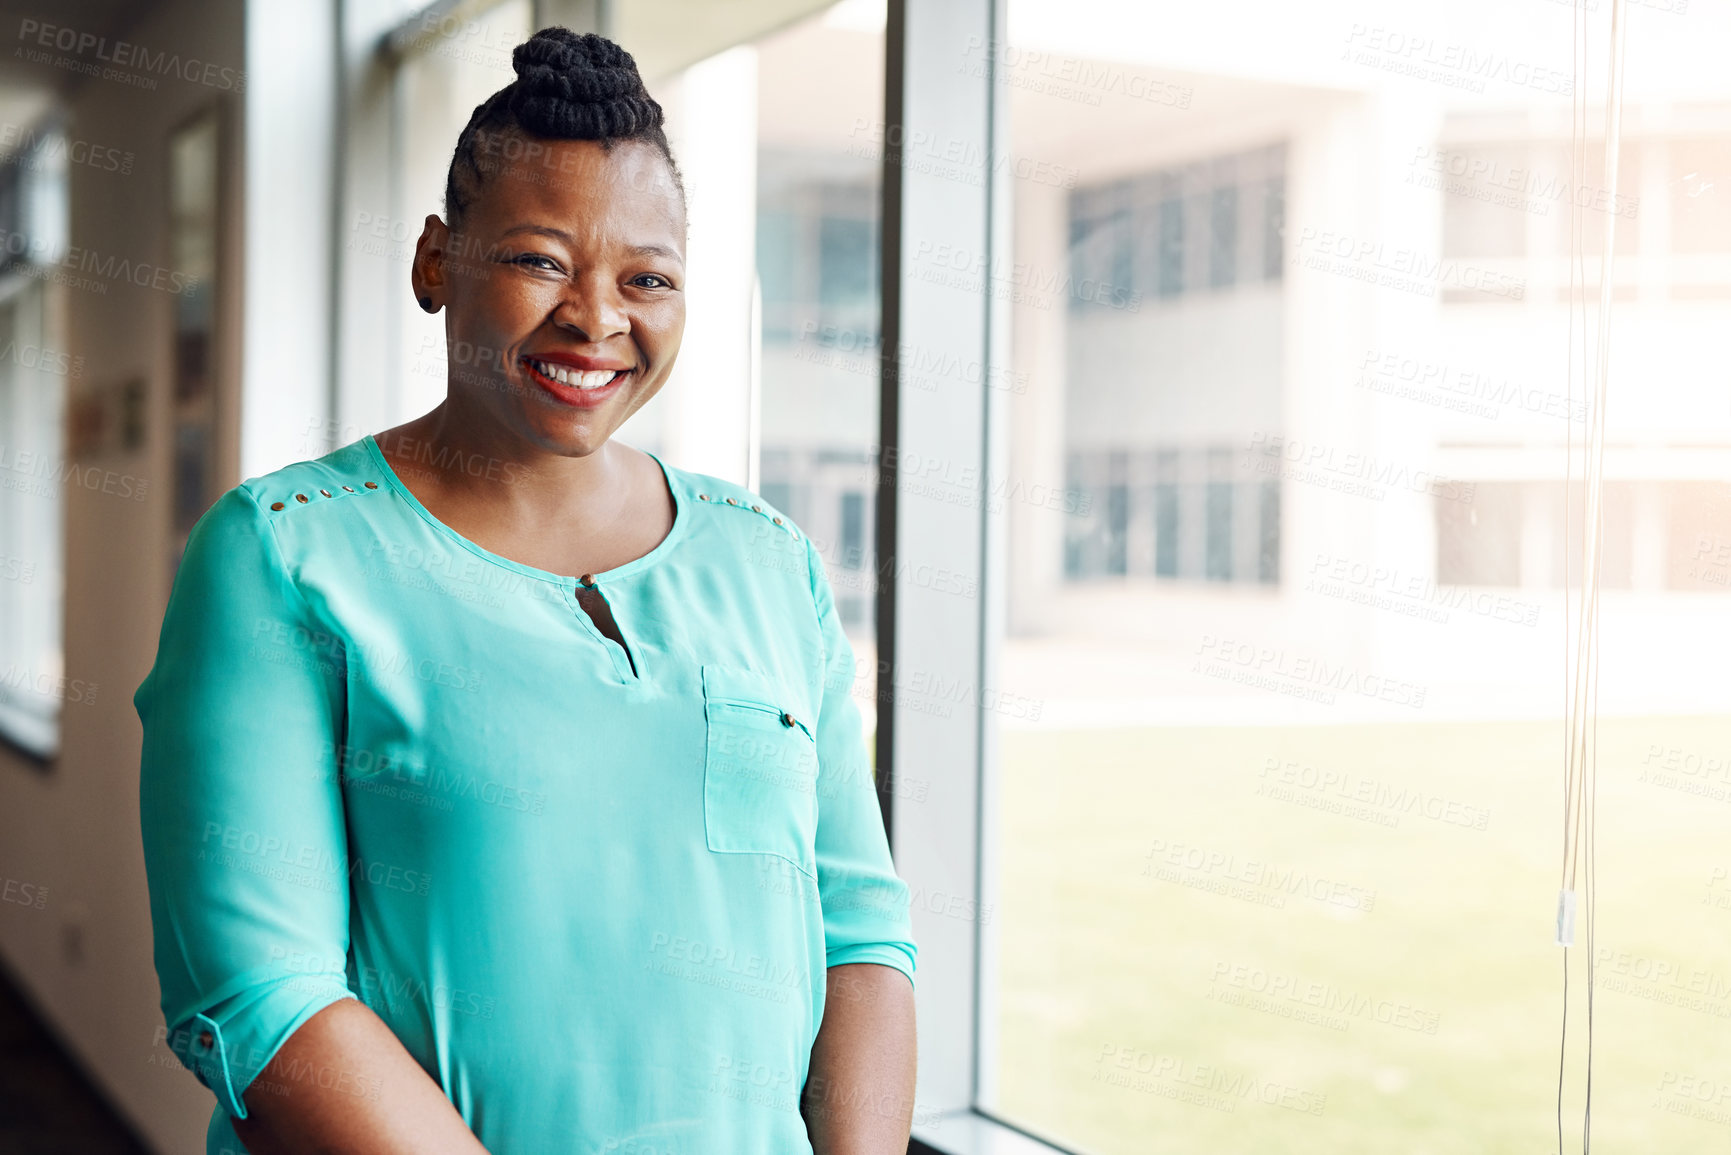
[135,485,357,1120]
[803,534,918,985]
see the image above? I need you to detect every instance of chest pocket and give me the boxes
[702,664,819,878]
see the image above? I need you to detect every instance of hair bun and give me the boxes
[508,27,663,140]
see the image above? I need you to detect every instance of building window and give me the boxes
[1436,482,1526,587]
[1204,448,1234,580]
[1262,175,1284,281]
[1670,138,1731,254]
[1066,446,1277,587]
[1209,185,1238,289]
[1154,449,1180,578]
[1429,479,1727,591]
[839,491,865,570]
[1257,479,1280,582]
[1073,143,1284,307]
[1156,194,1184,297]
[0,124,69,760]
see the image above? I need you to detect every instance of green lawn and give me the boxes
[993,716,1731,1154]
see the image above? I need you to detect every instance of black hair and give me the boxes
[443,27,685,227]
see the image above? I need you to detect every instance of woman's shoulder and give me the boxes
[231,436,389,519]
[668,462,807,548]
[182,438,390,567]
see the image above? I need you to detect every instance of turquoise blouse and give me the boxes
[135,435,916,1155]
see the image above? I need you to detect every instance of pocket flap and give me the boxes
[702,665,813,739]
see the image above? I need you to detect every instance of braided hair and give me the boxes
[444,27,685,228]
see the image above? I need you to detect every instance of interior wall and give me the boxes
[0,1,246,1151]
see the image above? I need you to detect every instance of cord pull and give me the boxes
[1555,889,1577,947]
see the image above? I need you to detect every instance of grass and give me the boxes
[992,716,1731,1154]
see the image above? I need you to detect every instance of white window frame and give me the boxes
[876,1,1059,1151]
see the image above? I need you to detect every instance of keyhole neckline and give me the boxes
[362,433,689,590]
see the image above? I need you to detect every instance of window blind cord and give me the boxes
[1556,0,1589,1143]
[1555,6,1586,1149]
[1558,2,1627,1152]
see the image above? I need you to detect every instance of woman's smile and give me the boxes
[521,353,633,408]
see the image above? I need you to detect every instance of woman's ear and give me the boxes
[411,214,451,313]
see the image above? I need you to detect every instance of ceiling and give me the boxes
[609,0,837,83]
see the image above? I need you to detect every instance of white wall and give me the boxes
[0,1,341,1150]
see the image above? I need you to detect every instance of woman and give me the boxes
[136,28,917,1155]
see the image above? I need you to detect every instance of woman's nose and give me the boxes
[551,277,630,342]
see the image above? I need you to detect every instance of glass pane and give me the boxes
[989,2,1731,1152]
[392,0,534,428]
[748,0,885,709]
[0,131,67,758]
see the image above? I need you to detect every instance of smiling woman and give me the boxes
[134,26,916,1155]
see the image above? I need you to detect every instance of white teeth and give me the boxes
[531,360,620,390]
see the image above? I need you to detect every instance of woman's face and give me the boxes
[412,135,687,458]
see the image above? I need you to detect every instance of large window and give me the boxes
[350,5,1731,1151]
[975,2,1731,1153]
[0,128,68,759]
[754,1,885,637]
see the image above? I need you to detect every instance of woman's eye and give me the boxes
[512,254,560,272]
[632,274,671,289]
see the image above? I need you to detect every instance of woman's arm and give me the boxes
[801,962,918,1154]
[230,999,489,1155]
[135,486,481,1147]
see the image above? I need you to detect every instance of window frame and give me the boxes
[875,1,1069,1151]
